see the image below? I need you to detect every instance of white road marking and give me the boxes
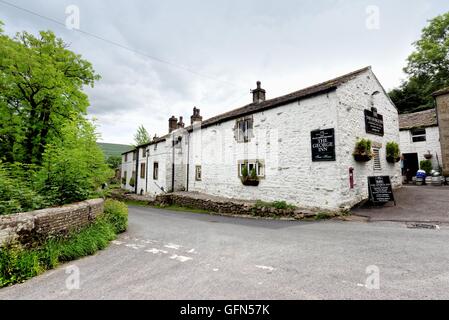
[169,255,193,262]
[145,248,169,255]
[112,241,124,245]
[164,243,181,250]
[255,265,275,272]
[213,268,219,272]
[187,249,197,254]
[125,244,145,250]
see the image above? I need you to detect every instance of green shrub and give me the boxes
[129,177,136,188]
[0,215,121,288]
[0,162,48,215]
[241,166,248,178]
[386,142,400,159]
[104,199,128,234]
[255,200,295,210]
[353,138,372,155]
[420,160,433,175]
[250,168,258,180]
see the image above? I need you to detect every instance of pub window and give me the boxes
[124,154,128,162]
[236,117,253,142]
[195,165,202,181]
[140,163,146,179]
[373,148,381,171]
[153,162,159,180]
[238,160,265,177]
[123,171,127,185]
[142,149,146,158]
[154,144,158,151]
[411,128,426,142]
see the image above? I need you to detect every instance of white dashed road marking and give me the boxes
[112,241,124,245]
[164,243,181,250]
[255,265,275,272]
[169,255,193,262]
[145,248,169,255]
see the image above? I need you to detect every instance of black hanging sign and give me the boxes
[311,128,336,162]
[364,108,384,136]
[368,176,396,205]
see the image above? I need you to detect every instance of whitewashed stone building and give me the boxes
[122,67,402,210]
[399,109,442,174]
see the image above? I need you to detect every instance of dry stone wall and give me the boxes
[0,199,104,247]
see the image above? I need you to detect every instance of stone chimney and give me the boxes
[252,81,266,104]
[177,116,185,129]
[433,87,449,175]
[169,116,178,133]
[191,107,203,125]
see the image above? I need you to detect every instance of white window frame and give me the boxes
[373,148,381,171]
[238,160,265,177]
[195,165,202,181]
[411,128,426,143]
[236,118,253,142]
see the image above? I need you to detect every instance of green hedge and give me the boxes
[0,200,128,288]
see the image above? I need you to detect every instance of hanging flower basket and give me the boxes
[353,153,372,162]
[424,153,433,160]
[241,177,260,186]
[386,156,400,163]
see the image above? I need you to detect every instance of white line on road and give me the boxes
[169,255,193,262]
[255,265,276,272]
[145,248,169,255]
[164,243,181,250]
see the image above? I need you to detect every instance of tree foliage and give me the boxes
[133,125,150,146]
[0,21,111,214]
[389,12,449,113]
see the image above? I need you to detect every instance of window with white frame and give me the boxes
[195,165,202,181]
[238,160,265,177]
[411,128,426,142]
[373,148,381,171]
[236,117,253,142]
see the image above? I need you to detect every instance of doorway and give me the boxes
[403,153,419,181]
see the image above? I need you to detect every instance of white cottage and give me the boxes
[399,109,442,176]
[122,66,402,210]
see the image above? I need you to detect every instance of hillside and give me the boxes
[98,143,133,159]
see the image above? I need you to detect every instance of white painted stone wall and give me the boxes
[336,70,402,208]
[399,127,442,170]
[121,151,136,192]
[122,69,401,211]
[186,69,400,210]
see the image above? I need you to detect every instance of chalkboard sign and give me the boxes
[368,176,395,204]
[311,128,336,162]
[364,108,384,136]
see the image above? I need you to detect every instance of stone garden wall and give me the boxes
[151,192,325,219]
[0,199,104,247]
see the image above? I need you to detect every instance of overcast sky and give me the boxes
[1,0,448,145]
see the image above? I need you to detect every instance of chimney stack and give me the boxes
[191,107,203,125]
[177,116,185,129]
[169,116,178,133]
[252,81,266,103]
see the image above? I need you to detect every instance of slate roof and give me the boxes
[432,86,449,97]
[131,66,372,151]
[399,109,438,130]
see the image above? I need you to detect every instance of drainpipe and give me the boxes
[134,148,139,194]
[145,147,149,194]
[172,136,175,192]
[186,132,190,192]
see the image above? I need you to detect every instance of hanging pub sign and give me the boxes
[368,176,396,205]
[311,128,336,162]
[364,107,384,136]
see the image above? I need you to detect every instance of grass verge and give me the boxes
[0,199,128,288]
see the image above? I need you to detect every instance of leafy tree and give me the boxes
[37,121,112,205]
[106,156,122,169]
[0,23,100,165]
[389,12,449,113]
[133,125,150,146]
